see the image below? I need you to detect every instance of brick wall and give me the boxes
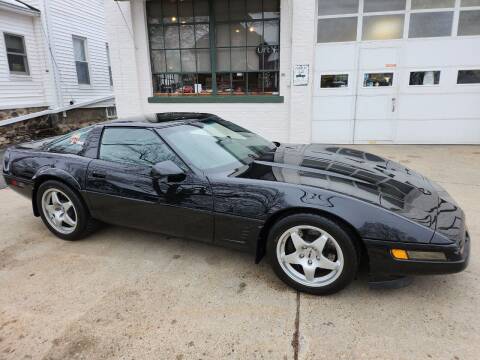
[0,107,110,148]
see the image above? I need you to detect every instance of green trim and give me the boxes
[148,95,284,103]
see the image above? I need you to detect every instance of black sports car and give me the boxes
[2,113,470,294]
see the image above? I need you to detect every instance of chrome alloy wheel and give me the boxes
[41,188,78,235]
[276,225,344,287]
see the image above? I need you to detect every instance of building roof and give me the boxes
[0,0,40,15]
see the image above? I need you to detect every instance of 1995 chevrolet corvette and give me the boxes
[2,113,470,294]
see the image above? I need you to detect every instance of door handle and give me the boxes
[91,171,106,179]
[392,97,396,112]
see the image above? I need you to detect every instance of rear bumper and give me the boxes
[364,232,470,276]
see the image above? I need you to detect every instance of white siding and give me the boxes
[46,0,113,107]
[0,10,48,109]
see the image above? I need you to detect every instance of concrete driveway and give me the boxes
[0,145,479,360]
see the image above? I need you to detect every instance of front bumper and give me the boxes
[364,232,470,276]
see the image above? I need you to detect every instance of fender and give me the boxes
[31,166,83,216]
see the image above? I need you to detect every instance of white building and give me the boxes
[0,0,115,143]
[106,0,480,144]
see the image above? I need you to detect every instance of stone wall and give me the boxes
[0,107,111,148]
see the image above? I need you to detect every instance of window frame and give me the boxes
[3,32,30,76]
[146,0,282,102]
[72,35,91,86]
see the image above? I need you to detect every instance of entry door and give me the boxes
[354,47,399,143]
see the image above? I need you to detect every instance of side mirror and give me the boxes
[151,160,186,182]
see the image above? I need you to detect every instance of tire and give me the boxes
[36,180,98,241]
[267,214,358,295]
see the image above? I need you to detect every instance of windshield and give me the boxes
[160,119,277,172]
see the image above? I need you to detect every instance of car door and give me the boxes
[84,126,214,243]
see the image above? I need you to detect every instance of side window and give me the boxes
[99,128,177,166]
[46,127,93,155]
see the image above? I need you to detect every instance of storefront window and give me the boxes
[147,0,280,97]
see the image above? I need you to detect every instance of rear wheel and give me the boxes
[268,214,358,295]
[37,180,97,240]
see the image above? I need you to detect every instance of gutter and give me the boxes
[0,95,115,127]
[0,0,40,16]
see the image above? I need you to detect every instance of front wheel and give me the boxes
[37,180,98,240]
[268,214,358,295]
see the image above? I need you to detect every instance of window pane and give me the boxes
[364,0,406,12]
[321,74,349,88]
[409,71,440,85]
[248,72,263,93]
[231,23,246,46]
[318,17,357,43]
[152,50,167,73]
[195,24,210,48]
[180,25,195,48]
[247,0,262,20]
[458,10,480,36]
[457,70,480,84]
[216,24,230,46]
[76,62,90,84]
[409,12,453,38]
[231,48,247,71]
[100,128,176,166]
[461,0,480,6]
[166,49,181,72]
[362,15,404,40]
[232,72,246,94]
[153,73,180,94]
[318,0,359,15]
[263,72,279,94]
[363,73,394,87]
[149,25,165,49]
[5,34,25,53]
[217,73,232,94]
[165,26,180,48]
[263,0,280,18]
[181,73,196,94]
[197,74,213,94]
[47,127,93,155]
[216,48,230,71]
[7,54,28,73]
[147,2,162,24]
[214,0,229,21]
[230,0,246,21]
[163,0,178,24]
[195,0,209,22]
[181,49,196,72]
[196,49,210,72]
[247,22,263,46]
[411,0,454,9]
[264,20,280,45]
[247,47,259,70]
[255,44,279,70]
[73,38,86,61]
[179,0,194,23]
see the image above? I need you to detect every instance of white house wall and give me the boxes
[44,0,113,107]
[0,10,48,110]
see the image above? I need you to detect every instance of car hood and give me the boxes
[248,144,443,232]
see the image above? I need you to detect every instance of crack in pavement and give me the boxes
[291,291,300,360]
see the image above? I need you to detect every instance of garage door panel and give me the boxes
[354,119,393,141]
[355,96,392,120]
[398,93,480,119]
[312,96,355,121]
[312,120,353,144]
[395,119,480,144]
